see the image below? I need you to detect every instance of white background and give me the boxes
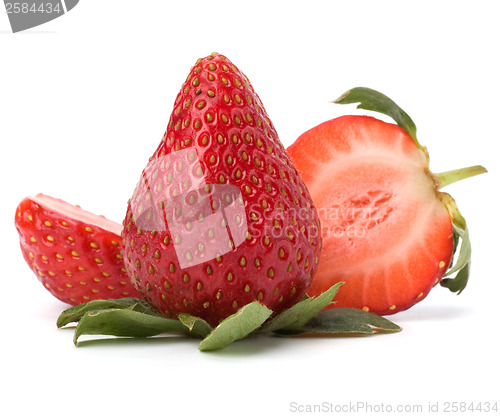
[1,1,498,415]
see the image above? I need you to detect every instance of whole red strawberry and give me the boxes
[122,53,322,326]
[15,194,139,305]
[287,87,486,315]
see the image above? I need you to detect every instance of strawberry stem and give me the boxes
[434,165,487,190]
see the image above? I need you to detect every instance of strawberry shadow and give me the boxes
[392,304,473,324]
[73,334,198,349]
[72,332,287,355]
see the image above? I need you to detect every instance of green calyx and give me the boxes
[434,165,486,294]
[333,87,487,295]
[437,192,472,293]
[57,283,401,352]
[333,87,425,154]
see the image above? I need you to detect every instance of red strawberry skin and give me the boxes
[288,115,454,315]
[122,53,322,326]
[15,194,139,305]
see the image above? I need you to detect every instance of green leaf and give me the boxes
[73,308,190,345]
[441,262,470,293]
[259,282,343,333]
[451,227,461,262]
[178,313,213,339]
[58,292,400,351]
[199,302,272,352]
[438,193,473,294]
[278,308,401,336]
[333,87,423,151]
[57,298,159,328]
[444,225,471,277]
[441,225,471,294]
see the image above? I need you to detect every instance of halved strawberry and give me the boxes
[287,88,486,315]
[15,194,139,305]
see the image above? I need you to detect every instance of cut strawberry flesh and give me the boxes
[31,194,123,236]
[288,115,454,314]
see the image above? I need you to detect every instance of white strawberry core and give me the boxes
[32,194,123,236]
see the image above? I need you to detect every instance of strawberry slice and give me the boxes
[287,88,486,315]
[15,194,139,305]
